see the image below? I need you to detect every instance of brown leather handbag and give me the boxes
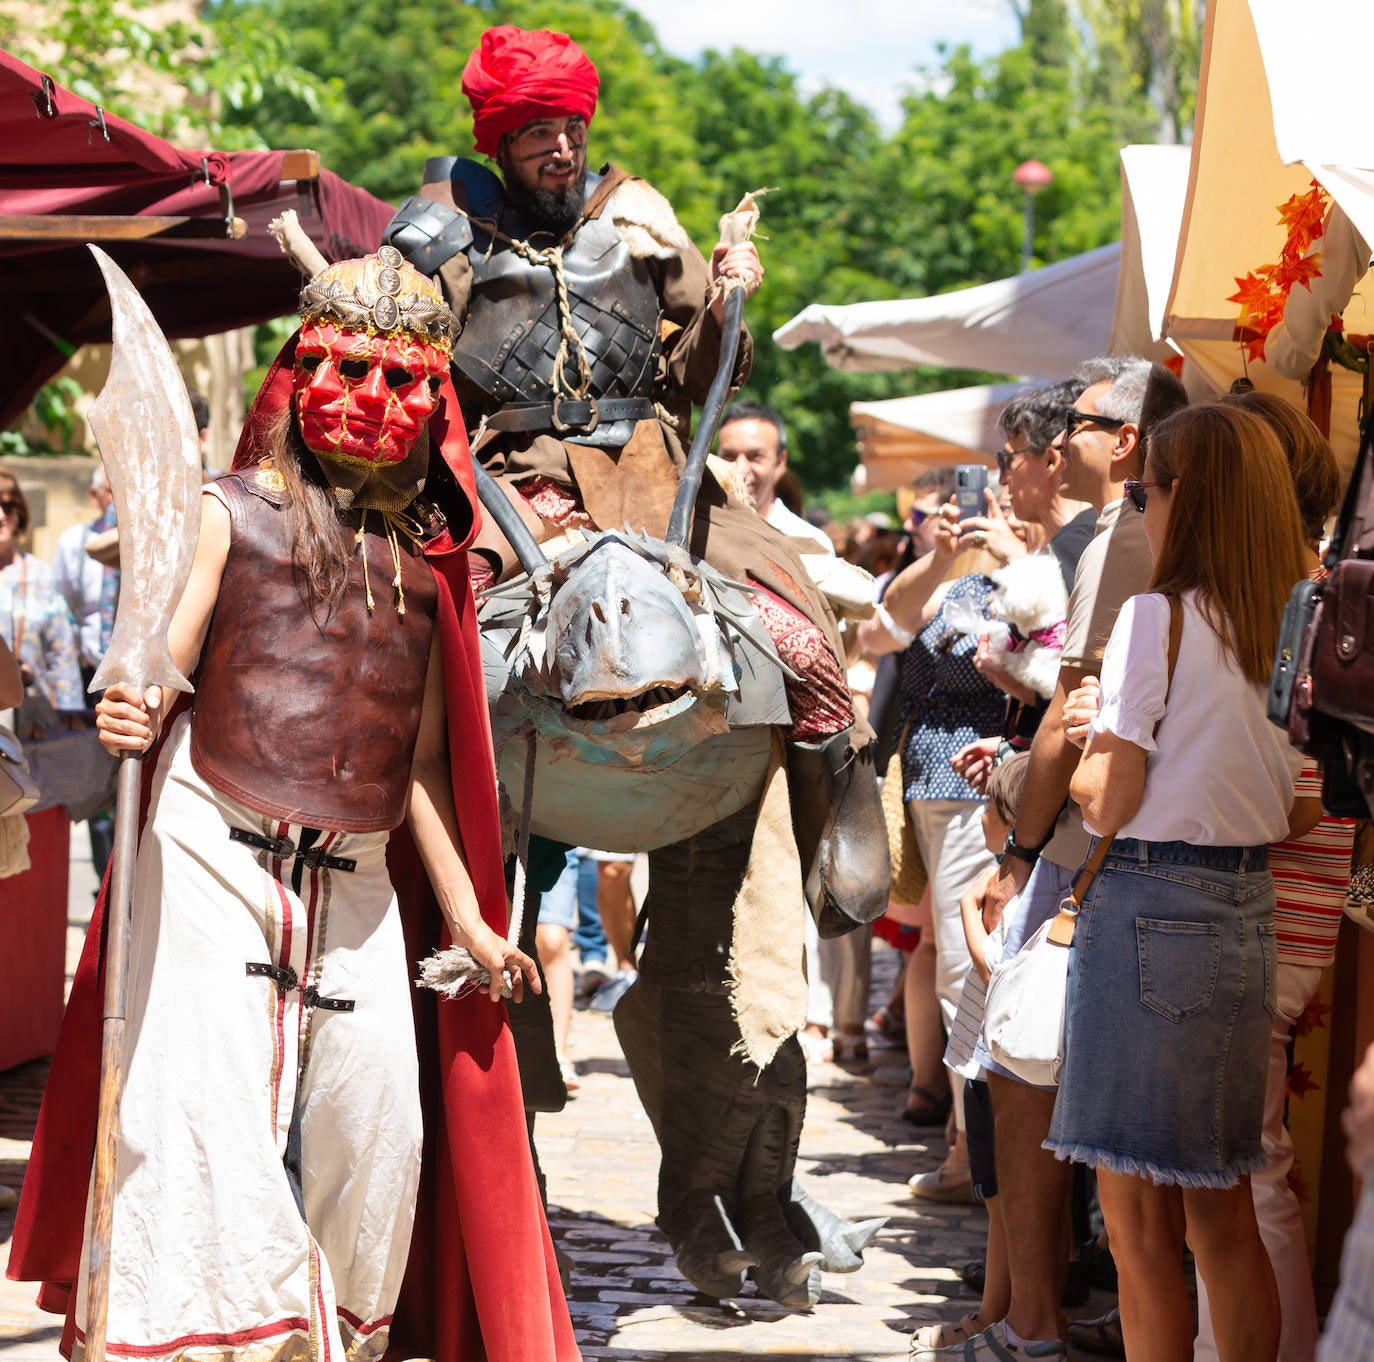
[1276,397,1374,814]
[1310,557,1374,737]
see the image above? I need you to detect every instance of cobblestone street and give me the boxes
[539,995,987,1362]
[0,837,1114,1361]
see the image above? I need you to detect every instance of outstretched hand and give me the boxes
[96,681,164,755]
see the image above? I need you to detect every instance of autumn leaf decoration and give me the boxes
[1227,180,1332,363]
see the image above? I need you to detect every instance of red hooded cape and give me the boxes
[8,341,581,1362]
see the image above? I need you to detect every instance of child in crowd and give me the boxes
[911,752,1029,1351]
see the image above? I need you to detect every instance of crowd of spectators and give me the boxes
[774,357,1371,1362]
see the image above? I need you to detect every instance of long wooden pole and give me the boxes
[83,752,146,1362]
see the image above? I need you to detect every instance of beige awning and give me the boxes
[773,246,1122,380]
[1162,0,1374,476]
[848,384,1018,491]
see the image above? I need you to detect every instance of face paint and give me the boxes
[293,321,449,466]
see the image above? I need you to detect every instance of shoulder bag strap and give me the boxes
[1048,594,1183,943]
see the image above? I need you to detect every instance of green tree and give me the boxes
[1,0,329,145]
[9,0,1176,491]
[1076,0,1206,143]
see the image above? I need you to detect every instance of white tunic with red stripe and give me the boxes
[72,713,422,1362]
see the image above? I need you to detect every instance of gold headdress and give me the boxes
[298,245,459,349]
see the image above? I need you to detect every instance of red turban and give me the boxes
[462,26,599,157]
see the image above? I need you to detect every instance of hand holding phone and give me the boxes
[955,465,989,522]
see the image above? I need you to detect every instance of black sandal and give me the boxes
[901,1084,952,1126]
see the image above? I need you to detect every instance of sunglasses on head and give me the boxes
[1064,408,1129,441]
[1123,479,1169,512]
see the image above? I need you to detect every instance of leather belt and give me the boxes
[245,962,355,1012]
[230,826,357,873]
[486,395,656,435]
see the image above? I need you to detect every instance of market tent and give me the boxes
[0,49,397,429]
[772,244,1121,381]
[833,145,1193,485]
[1160,0,1374,476]
[1109,144,1194,357]
[849,384,1015,491]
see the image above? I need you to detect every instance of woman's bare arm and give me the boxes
[407,642,540,1003]
[1069,728,1148,837]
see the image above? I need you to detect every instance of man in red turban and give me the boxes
[463,25,599,159]
[382,21,887,1319]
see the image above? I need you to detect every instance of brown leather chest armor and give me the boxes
[190,473,438,832]
[451,176,664,448]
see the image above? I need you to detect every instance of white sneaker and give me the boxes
[798,1029,833,1065]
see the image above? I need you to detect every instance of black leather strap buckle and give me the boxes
[231,827,297,860]
[551,391,600,434]
[245,962,355,1012]
[487,396,656,434]
[298,845,358,873]
[246,961,297,990]
[230,827,357,873]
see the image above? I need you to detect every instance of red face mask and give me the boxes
[293,321,448,466]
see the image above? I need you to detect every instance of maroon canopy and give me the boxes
[0,49,398,428]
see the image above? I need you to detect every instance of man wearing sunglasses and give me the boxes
[924,357,1188,1362]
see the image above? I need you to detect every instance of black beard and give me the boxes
[505,166,587,235]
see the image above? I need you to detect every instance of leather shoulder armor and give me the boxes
[424,157,504,216]
[384,194,475,277]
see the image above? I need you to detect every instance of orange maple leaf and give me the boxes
[1276,251,1324,293]
[1228,270,1282,322]
[1277,189,1329,254]
[1296,996,1334,1036]
[1243,332,1269,364]
[1287,1061,1320,1100]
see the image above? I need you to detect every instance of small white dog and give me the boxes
[945,554,1067,701]
[984,554,1067,700]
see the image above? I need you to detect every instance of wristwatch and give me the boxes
[1003,830,1046,865]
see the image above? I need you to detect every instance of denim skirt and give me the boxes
[1046,838,1277,1188]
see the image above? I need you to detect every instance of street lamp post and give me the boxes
[1013,159,1053,272]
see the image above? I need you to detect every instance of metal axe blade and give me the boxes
[85,244,203,697]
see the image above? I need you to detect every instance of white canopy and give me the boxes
[837,146,1194,486]
[848,384,1018,491]
[1162,0,1374,476]
[1110,144,1194,357]
[772,244,1121,380]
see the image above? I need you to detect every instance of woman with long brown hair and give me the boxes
[1050,402,1309,1362]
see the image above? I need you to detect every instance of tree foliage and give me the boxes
[8,0,1171,490]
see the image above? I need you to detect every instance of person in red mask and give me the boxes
[9,250,583,1362]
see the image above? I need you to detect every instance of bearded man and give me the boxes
[383,25,889,1310]
[383,25,860,741]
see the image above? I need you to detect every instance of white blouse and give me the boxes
[1087,590,1300,845]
